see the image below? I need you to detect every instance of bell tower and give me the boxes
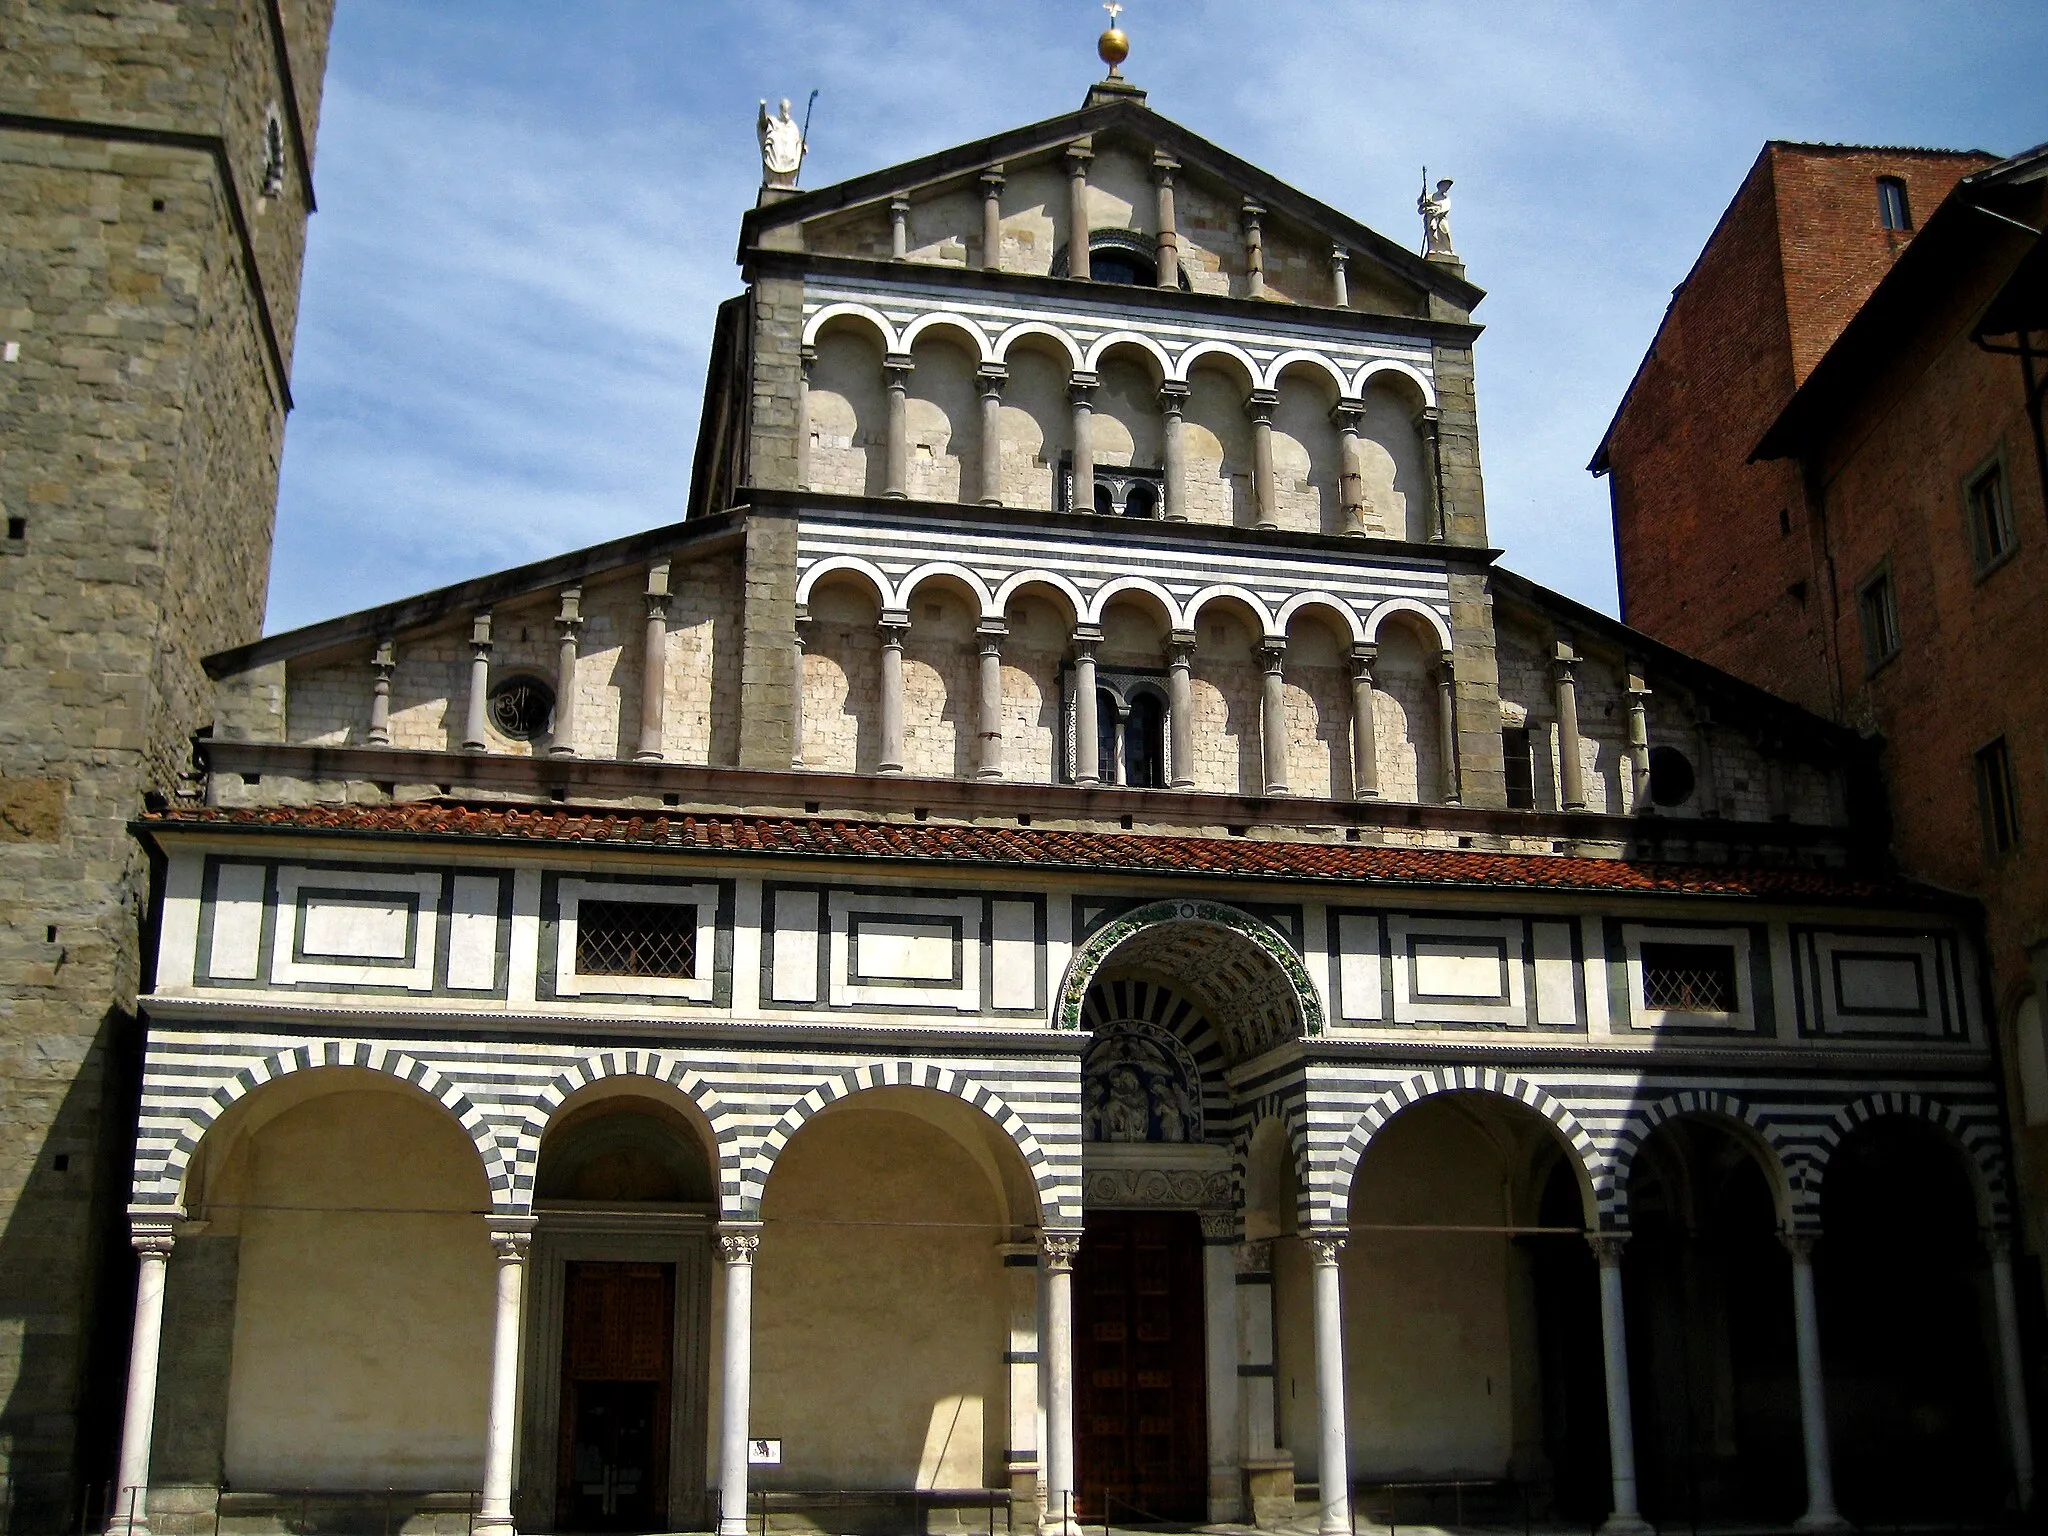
[0,3,335,1526]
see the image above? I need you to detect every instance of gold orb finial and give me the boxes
[1098,1,1129,76]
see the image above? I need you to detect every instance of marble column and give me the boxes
[1167,631,1196,789]
[1246,390,1279,529]
[108,1222,176,1536]
[548,586,582,758]
[1626,665,1652,812]
[1783,1233,1847,1531]
[1000,1243,1042,1525]
[977,620,1007,781]
[476,1223,532,1536]
[884,354,914,498]
[878,613,908,775]
[789,611,810,770]
[1590,1235,1651,1535]
[1153,152,1181,288]
[1419,406,1447,542]
[1041,1231,1081,1536]
[1241,201,1266,299]
[1200,1214,1244,1522]
[1990,1230,2038,1512]
[1259,638,1289,796]
[1436,652,1462,806]
[367,637,395,746]
[1072,627,1102,786]
[636,563,670,762]
[796,344,816,491]
[1333,400,1367,535]
[1158,382,1190,521]
[716,1226,760,1536]
[981,168,1006,271]
[977,365,1008,506]
[1330,245,1351,309]
[1068,373,1098,514]
[890,196,910,261]
[1553,640,1587,811]
[1307,1232,1351,1536]
[1350,643,1380,800]
[1065,145,1093,281]
[461,612,492,752]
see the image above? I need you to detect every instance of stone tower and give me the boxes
[0,3,334,1526]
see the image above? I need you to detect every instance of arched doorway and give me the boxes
[1820,1115,2004,1520]
[522,1089,718,1533]
[1622,1116,1800,1524]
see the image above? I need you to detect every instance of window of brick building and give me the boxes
[1877,176,1911,231]
[1855,564,1901,673]
[1965,458,2017,572]
[1976,736,2021,861]
[575,899,698,979]
[1502,727,1535,808]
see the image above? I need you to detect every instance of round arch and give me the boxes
[1182,583,1278,637]
[1351,358,1437,409]
[1264,349,1351,398]
[1329,1068,1608,1230]
[899,311,995,363]
[1811,1091,2008,1227]
[1611,1092,1797,1229]
[523,1049,746,1215]
[1172,339,1261,390]
[802,302,900,353]
[1085,329,1174,381]
[739,1061,1076,1225]
[1275,590,1368,645]
[1364,596,1454,652]
[1083,574,1184,629]
[895,560,995,615]
[993,321,1085,372]
[150,1042,510,1213]
[795,555,895,611]
[993,568,1087,627]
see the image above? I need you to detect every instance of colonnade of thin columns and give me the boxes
[803,610,1461,802]
[102,1207,2039,1535]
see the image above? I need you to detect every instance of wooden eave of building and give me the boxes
[1752,143,2048,462]
[738,90,1485,314]
[742,249,1484,346]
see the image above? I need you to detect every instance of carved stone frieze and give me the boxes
[1084,1167,1234,1209]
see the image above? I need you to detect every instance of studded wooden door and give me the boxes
[1075,1211,1208,1522]
[557,1262,674,1531]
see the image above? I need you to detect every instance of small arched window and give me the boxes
[1124,693,1166,788]
[1877,177,1911,232]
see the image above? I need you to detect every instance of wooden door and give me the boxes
[557,1262,675,1531]
[1075,1211,1208,1522]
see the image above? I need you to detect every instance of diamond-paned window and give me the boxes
[575,900,696,980]
[1641,941,1738,1013]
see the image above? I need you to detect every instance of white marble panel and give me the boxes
[990,900,1038,1011]
[770,888,822,1004]
[446,874,502,992]
[208,863,267,981]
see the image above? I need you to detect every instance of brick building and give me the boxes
[0,3,333,1529]
[1590,143,1996,715]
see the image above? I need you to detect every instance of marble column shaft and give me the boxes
[977,621,1006,780]
[1167,631,1196,789]
[1591,1235,1649,1534]
[109,1225,175,1536]
[1072,628,1102,786]
[1351,643,1380,800]
[878,614,908,775]
[1041,1232,1081,1535]
[884,355,913,498]
[1247,390,1279,529]
[1554,643,1588,811]
[981,169,1005,271]
[1308,1233,1350,1536]
[462,613,492,752]
[1065,146,1093,281]
[1153,153,1180,288]
[1436,652,1462,806]
[1159,382,1189,521]
[636,564,670,762]
[548,586,582,758]
[476,1226,531,1536]
[1068,374,1097,514]
[977,365,1007,506]
[716,1228,759,1536]
[1259,638,1289,796]
[367,637,395,746]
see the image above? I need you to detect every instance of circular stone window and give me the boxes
[487,675,555,742]
[1648,744,1697,807]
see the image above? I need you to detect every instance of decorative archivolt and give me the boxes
[803,300,1437,405]
[799,559,1454,650]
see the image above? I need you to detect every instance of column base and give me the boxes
[632,749,666,763]
[1598,1515,1654,1536]
[472,1519,517,1536]
[1244,1457,1296,1529]
[1794,1512,1852,1533]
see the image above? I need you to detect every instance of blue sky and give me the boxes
[267,0,2048,634]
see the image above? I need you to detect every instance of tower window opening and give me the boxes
[1124,692,1166,789]
[1067,461,1165,518]
[1878,177,1911,232]
[1502,727,1535,809]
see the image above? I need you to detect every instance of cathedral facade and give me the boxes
[103,60,2029,1536]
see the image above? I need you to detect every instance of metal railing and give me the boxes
[68,1486,484,1536]
[746,1484,1015,1536]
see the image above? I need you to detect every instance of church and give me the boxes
[101,25,2031,1536]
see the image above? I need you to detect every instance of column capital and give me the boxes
[1234,1239,1274,1276]
[1244,388,1279,422]
[717,1224,763,1264]
[1781,1229,1820,1262]
[130,1223,177,1259]
[1151,150,1180,181]
[976,362,1009,396]
[1240,199,1265,229]
[1626,664,1651,700]
[1168,629,1197,663]
[1331,397,1365,430]
[1064,141,1094,172]
[555,584,584,636]
[1071,624,1103,658]
[888,193,911,216]
[1305,1230,1346,1267]
[1156,379,1190,410]
[1041,1229,1082,1271]
[884,351,915,378]
[1986,1226,2018,1261]
[1351,641,1379,676]
[980,166,1007,194]
[1067,370,1099,399]
[645,558,672,603]
[977,618,1008,651]
[798,340,817,373]
[371,635,396,675]
[1257,636,1287,673]
[1588,1231,1628,1267]
[1199,1210,1238,1243]
[469,611,493,655]
[1551,638,1579,674]
[1331,244,1350,268]
[878,612,910,645]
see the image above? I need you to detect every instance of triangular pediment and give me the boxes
[742,94,1479,322]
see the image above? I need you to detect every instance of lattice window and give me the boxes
[1640,942,1737,1013]
[576,900,696,980]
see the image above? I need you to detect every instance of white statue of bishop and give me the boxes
[757,97,805,190]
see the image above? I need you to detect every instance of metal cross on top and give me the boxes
[1103,1,1123,20]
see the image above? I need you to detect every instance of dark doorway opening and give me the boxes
[558,1261,675,1531]
[1527,1157,1608,1521]
[1075,1211,1208,1522]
